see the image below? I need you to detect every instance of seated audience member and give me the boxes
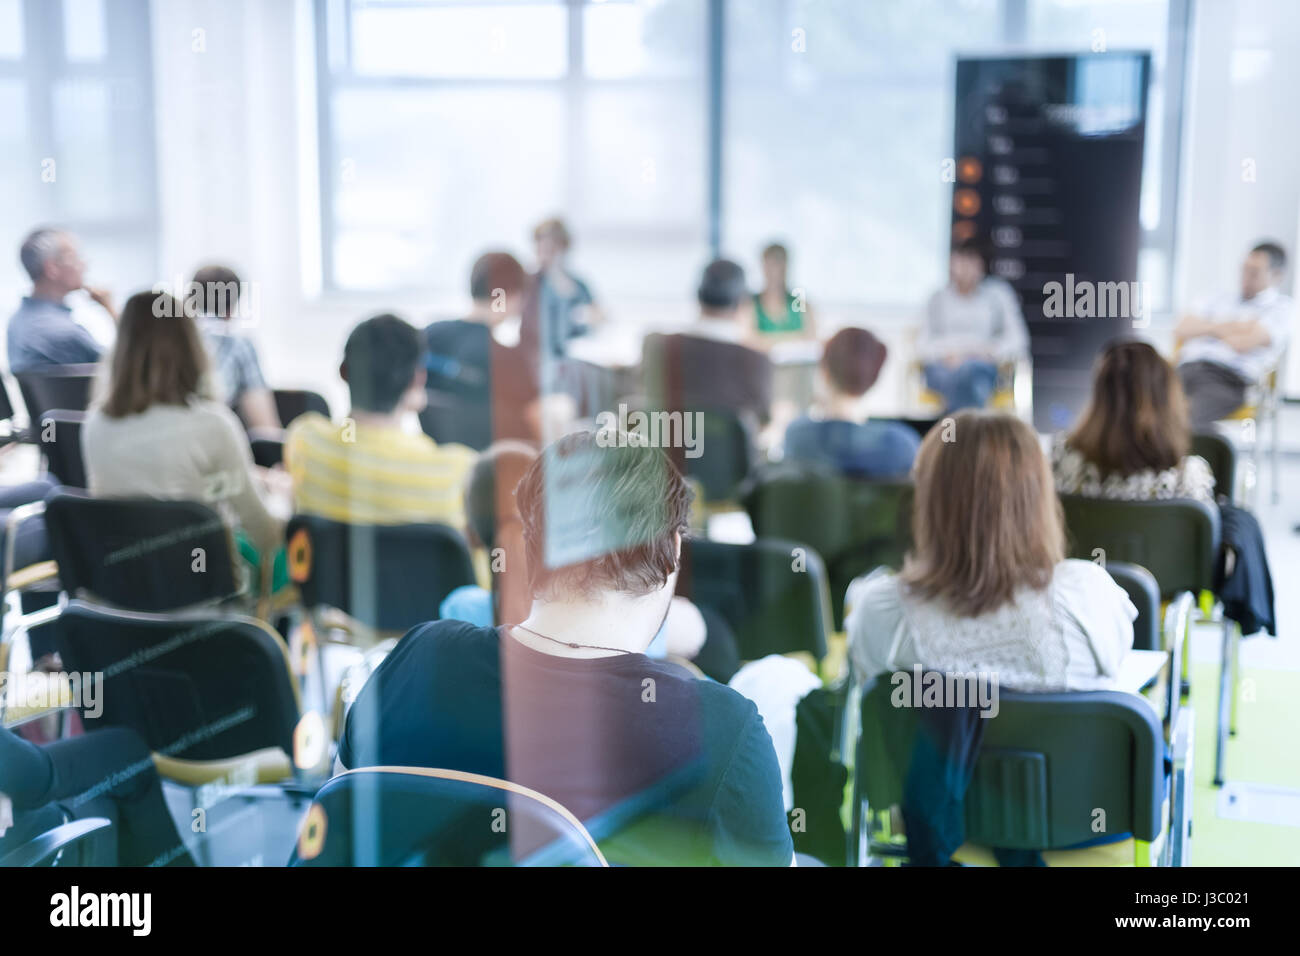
[441,441,739,679]
[642,258,774,428]
[846,410,1135,691]
[0,725,195,867]
[338,431,793,866]
[7,227,115,373]
[1053,339,1214,503]
[783,327,919,478]
[286,314,475,527]
[1059,340,1275,635]
[83,291,284,582]
[190,264,280,431]
[1174,241,1293,428]
[534,217,602,353]
[423,252,531,449]
[752,242,816,343]
[918,238,1029,412]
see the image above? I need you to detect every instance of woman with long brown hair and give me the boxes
[1053,339,1214,502]
[83,290,284,579]
[846,410,1135,690]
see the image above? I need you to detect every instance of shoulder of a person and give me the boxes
[1053,558,1118,593]
[847,566,902,609]
[391,618,497,662]
[188,398,247,433]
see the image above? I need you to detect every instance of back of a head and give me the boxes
[1069,339,1188,476]
[101,290,210,418]
[190,264,241,318]
[343,314,421,414]
[1251,240,1287,275]
[903,410,1063,617]
[822,327,888,397]
[515,431,694,600]
[465,441,539,551]
[697,258,747,314]
[470,252,527,303]
[19,227,64,282]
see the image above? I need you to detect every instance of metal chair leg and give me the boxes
[1213,618,1237,787]
[1229,622,1241,736]
[1271,402,1280,505]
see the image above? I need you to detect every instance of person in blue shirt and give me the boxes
[7,227,116,373]
[783,327,920,479]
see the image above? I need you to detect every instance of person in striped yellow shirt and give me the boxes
[285,314,477,528]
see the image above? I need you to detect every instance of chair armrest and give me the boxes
[1162,591,1195,733]
[1167,706,1195,867]
[0,816,112,867]
[3,500,47,594]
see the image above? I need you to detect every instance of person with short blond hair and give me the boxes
[846,410,1135,691]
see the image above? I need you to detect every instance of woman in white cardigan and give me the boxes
[82,290,284,584]
[846,410,1135,692]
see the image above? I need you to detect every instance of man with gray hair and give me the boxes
[7,227,116,373]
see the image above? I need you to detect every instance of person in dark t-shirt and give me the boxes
[422,251,534,450]
[338,430,794,866]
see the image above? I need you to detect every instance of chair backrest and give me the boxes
[1105,561,1160,651]
[855,674,1165,852]
[744,464,913,628]
[53,600,299,761]
[0,376,17,423]
[678,537,830,661]
[290,767,608,866]
[273,389,330,427]
[44,492,240,610]
[0,817,112,867]
[286,514,478,633]
[1058,494,1220,598]
[1191,430,1235,500]
[16,364,96,422]
[35,409,86,488]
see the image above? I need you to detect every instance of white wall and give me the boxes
[1175,0,1300,392]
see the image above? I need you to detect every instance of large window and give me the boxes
[0,0,157,303]
[315,0,709,298]
[316,0,1185,310]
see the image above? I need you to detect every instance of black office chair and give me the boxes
[678,537,831,665]
[744,464,913,629]
[34,409,86,488]
[850,672,1190,866]
[1191,430,1236,502]
[289,767,608,867]
[286,515,478,635]
[43,492,242,611]
[52,600,304,789]
[273,389,329,427]
[0,816,112,867]
[16,364,96,423]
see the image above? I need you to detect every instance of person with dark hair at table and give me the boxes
[1175,241,1293,429]
[783,327,919,478]
[918,238,1028,412]
[285,313,474,526]
[338,431,792,865]
[0,725,195,866]
[642,258,774,428]
[190,263,280,432]
[7,227,115,373]
[422,251,532,450]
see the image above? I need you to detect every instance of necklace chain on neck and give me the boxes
[511,623,633,656]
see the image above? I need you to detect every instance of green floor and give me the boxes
[1190,659,1300,865]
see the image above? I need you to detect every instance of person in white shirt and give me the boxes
[846,410,1135,692]
[1175,241,1293,428]
[918,238,1029,413]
